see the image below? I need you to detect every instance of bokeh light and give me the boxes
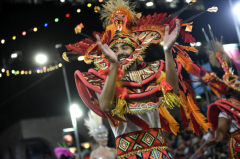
[1,39,5,44]
[12,36,16,40]
[77,9,81,13]
[55,18,59,22]
[33,27,38,32]
[87,3,92,7]
[78,56,85,61]
[22,31,26,36]
[66,14,70,18]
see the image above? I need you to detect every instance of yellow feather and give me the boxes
[62,52,70,62]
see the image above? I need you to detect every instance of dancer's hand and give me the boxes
[96,34,118,64]
[163,19,180,53]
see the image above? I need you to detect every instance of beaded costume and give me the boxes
[64,0,217,158]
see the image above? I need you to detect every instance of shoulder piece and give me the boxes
[207,98,240,131]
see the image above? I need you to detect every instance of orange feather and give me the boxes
[158,105,179,135]
[186,94,212,131]
[176,51,193,73]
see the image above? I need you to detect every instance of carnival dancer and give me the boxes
[200,25,240,159]
[64,0,217,158]
[84,110,117,159]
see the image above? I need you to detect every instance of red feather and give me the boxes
[190,112,202,136]
[184,81,197,105]
[180,29,196,43]
[157,13,167,25]
[164,14,173,24]
[180,106,189,129]
[192,64,200,76]
[82,38,95,44]
[92,31,104,39]
[159,114,172,133]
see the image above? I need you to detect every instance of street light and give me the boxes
[70,104,82,118]
[233,3,240,21]
[70,104,82,157]
[146,2,153,7]
[229,0,240,43]
[36,54,47,64]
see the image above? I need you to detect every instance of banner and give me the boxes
[223,43,240,75]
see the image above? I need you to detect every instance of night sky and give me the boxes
[0,0,239,132]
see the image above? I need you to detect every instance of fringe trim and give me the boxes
[161,86,184,109]
[117,146,169,159]
[111,98,130,117]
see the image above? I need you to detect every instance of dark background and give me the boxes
[0,0,239,132]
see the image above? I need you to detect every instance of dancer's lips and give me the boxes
[118,55,129,64]
[118,57,126,64]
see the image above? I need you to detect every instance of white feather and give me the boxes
[84,110,103,138]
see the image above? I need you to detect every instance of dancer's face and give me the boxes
[111,43,137,71]
[112,43,134,64]
[96,133,108,147]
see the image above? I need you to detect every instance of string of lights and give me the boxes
[0,63,62,78]
[0,1,103,45]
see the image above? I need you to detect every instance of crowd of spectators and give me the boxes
[163,93,229,159]
[164,129,229,159]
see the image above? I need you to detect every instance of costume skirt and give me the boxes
[115,128,172,159]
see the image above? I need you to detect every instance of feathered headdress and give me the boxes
[65,0,218,74]
[84,110,108,140]
[201,25,240,98]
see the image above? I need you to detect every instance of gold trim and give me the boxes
[123,61,160,84]
[117,146,169,159]
[126,98,163,115]
[227,99,240,107]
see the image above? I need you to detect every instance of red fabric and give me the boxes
[115,86,127,99]
[143,151,151,159]
[115,128,167,157]
[126,114,150,130]
[190,112,202,136]
[74,70,107,119]
[98,68,109,76]
[208,99,240,130]
[127,155,137,159]
[160,78,173,92]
